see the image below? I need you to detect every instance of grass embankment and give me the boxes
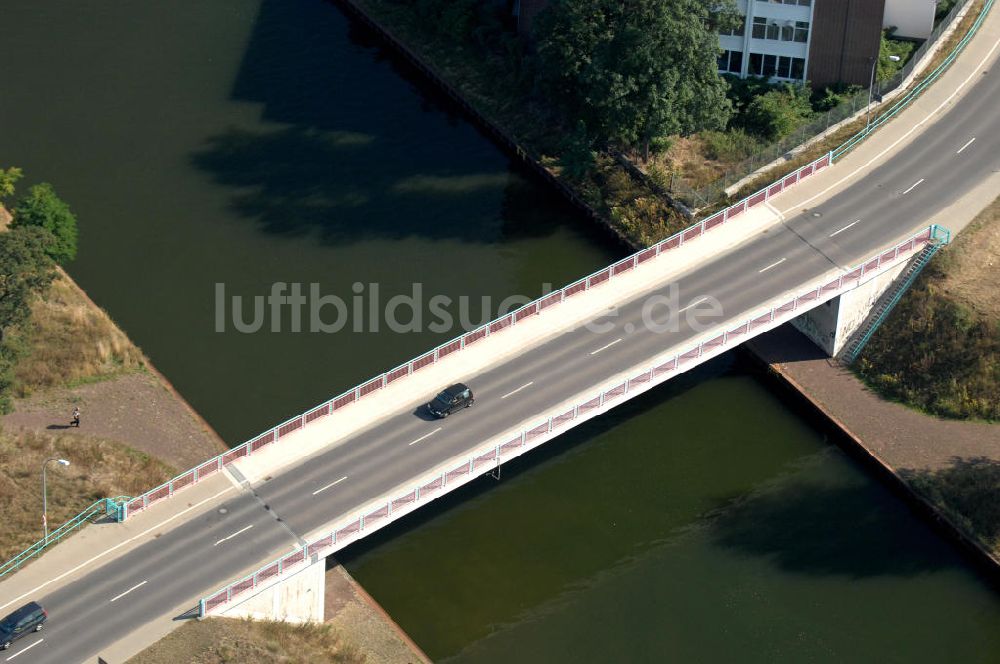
[9,270,145,396]
[857,195,1000,421]
[857,196,999,556]
[0,428,176,561]
[128,618,365,664]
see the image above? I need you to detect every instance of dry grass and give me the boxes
[128,618,366,664]
[12,271,145,397]
[0,427,175,561]
[935,190,1000,320]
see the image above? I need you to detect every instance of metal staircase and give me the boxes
[840,236,947,364]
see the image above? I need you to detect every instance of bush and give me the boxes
[701,129,759,162]
[13,183,78,264]
[742,84,814,140]
[811,82,863,113]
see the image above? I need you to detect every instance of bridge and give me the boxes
[1,7,999,662]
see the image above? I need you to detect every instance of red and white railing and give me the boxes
[124,152,833,519]
[199,223,934,617]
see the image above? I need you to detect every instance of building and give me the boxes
[719,0,937,88]
[513,0,937,89]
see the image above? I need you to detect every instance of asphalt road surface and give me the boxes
[9,54,999,664]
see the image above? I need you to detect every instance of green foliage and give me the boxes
[0,167,22,202]
[936,0,959,22]
[0,226,56,413]
[903,458,1000,552]
[701,129,760,162]
[741,84,814,140]
[878,31,915,81]
[857,277,1000,421]
[535,0,734,151]
[12,183,79,264]
[811,82,863,113]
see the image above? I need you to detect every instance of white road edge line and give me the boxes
[408,427,442,447]
[590,338,623,355]
[501,382,534,399]
[784,35,1000,215]
[956,137,976,154]
[829,220,861,237]
[901,178,925,195]
[312,476,348,496]
[678,297,709,313]
[0,484,237,614]
[213,524,254,546]
[758,257,787,273]
[5,639,43,661]
[109,580,148,603]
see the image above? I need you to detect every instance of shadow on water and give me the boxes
[336,355,734,564]
[708,477,958,579]
[191,0,607,247]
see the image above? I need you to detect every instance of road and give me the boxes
[6,51,999,664]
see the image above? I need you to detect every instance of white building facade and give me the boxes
[718,0,815,83]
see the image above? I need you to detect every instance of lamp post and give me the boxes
[42,458,70,544]
[867,55,901,131]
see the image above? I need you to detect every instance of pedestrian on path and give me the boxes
[71,406,80,428]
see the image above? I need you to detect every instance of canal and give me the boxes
[1,1,998,661]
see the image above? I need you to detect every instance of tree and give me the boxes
[0,167,22,202]
[743,84,814,140]
[535,0,735,159]
[0,226,55,339]
[12,183,78,264]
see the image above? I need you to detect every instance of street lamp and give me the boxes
[42,458,70,544]
[867,55,901,131]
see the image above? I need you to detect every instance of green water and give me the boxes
[1,1,998,661]
[0,0,618,444]
[341,358,1000,662]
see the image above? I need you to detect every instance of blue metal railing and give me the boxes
[832,0,995,162]
[842,226,950,364]
[0,496,129,579]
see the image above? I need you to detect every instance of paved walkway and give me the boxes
[748,326,1000,472]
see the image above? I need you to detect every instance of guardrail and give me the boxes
[199,224,944,616]
[122,150,833,520]
[833,0,995,162]
[0,497,127,579]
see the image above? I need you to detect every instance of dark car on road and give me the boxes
[426,383,474,418]
[0,601,46,650]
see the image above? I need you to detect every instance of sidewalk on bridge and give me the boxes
[0,473,236,615]
[767,2,1000,228]
[117,0,1000,550]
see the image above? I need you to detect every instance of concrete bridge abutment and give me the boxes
[216,557,325,624]
[791,260,910,356]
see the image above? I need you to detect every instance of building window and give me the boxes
[718,49,743,74]
[794,20,809,42]
[752,16,780,40]
[721,16,746,37]
[754,17,809,42]
[748,52,805,79]
[756,0,811,6]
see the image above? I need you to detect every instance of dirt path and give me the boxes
[2,371,227,472]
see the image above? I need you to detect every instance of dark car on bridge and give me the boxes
[426,383,474,418]
[0,601,46,650]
